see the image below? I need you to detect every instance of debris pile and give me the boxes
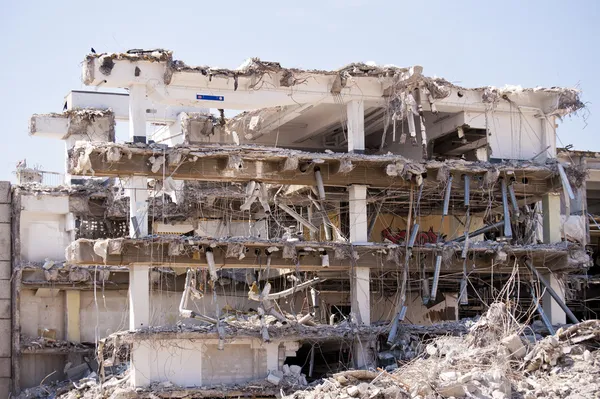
[286,303,600,399]
[267,364,308,387]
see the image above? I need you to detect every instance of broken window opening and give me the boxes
[284,341,351,381]
[76,217,129,240]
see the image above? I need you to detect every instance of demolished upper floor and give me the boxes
[30,49,584,163]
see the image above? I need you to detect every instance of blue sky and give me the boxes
[1,0,597,182]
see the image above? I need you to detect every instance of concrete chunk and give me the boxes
[266,370,283,385]
[501,334,526,359]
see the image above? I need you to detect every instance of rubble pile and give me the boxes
[287,303,600,399]
[15,304,600,399]
[267,364,309,387]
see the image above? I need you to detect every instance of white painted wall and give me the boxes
[376,109,553,162]
[20,195,72,263]
[131,338,266,387]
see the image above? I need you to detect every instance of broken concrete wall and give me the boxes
[131,338,267,387]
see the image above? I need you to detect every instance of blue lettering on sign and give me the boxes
[196,94,224,101]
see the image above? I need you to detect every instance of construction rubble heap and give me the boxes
[16,303,600,399]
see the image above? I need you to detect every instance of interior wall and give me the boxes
[20,195,71,263]
[487,111,552,161]
[370,213,484,242]
[20,289,65,340]
[131,338,266,387]
[285,290,458,325]
[368,109,550,162]
[22,283,459,346]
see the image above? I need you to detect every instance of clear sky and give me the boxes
[1,0,597,182]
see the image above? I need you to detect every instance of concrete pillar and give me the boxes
[129,265,150,330]
[129,84,147,143]
[542,272,567,325]
[347,100,365,153]
[348,185,370,326]
[348,185,368,243]
[264,343,279,372]
[65,290,81,343]
[542,193,561,244]
[127,176,149,237]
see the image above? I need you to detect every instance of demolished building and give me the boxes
[1,49,597,397]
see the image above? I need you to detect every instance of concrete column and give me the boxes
[129,265,150,331]
[542,193,561,244]
[264,343,279,372]
[347,100,365,153]
[348,185,370,326]
[127,176,149,238]
[348,185,368,243]
[542,272,567,325]
[65,291,81,343]
[129,84,147,143]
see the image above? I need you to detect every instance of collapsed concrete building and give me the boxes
[2,49,597,397]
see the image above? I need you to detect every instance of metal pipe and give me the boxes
[386,306,404,345]
[508,182,520,216]
[463,175,470,207]
[277,203,319,233]
[298,313,315,326]
[179,269,217,324]
[309,345,315,378]
[443,175,453,216]
[523,258,578,324]
[431,255,442,301]
[314,168,326,200]
[459,276,468,305]
[310,287,320,315]
[453,221,505,242]
[500,178,513,238]
[398,305,407,321]
[421,260,430,305]
[206,249,218,282]
[557,163,575,200]
[531,284,555,335]
[408,223,420,248]
[461,212,471,259]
